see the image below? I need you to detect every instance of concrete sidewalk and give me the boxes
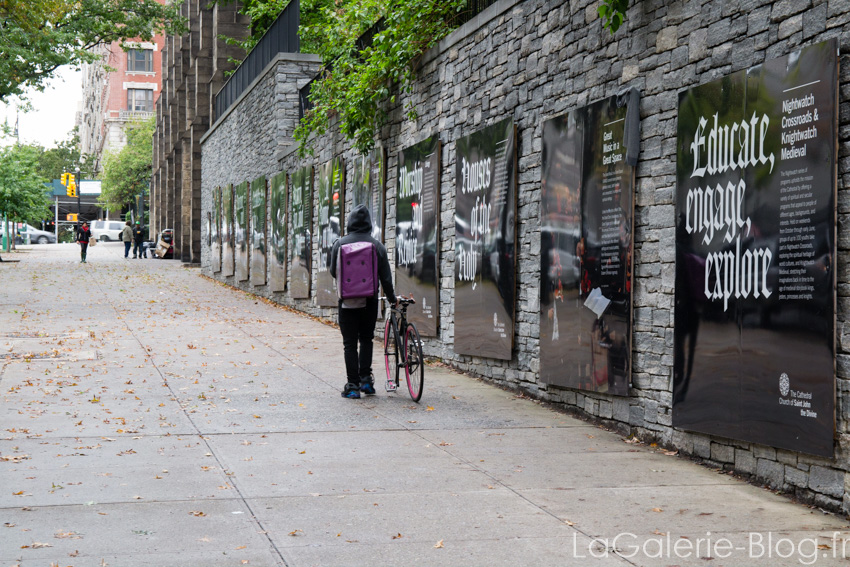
[1,243,849,567]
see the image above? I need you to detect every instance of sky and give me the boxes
[1,66,83,149]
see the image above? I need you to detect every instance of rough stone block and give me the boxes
[809,466,845,498]
[711,442,735,463]
[756,458,785,488]
[735,449,756,474]
[693,435,711,458]
[785,466,808,487]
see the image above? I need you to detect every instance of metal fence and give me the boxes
[215,0,300,121]
[298,0,507,120]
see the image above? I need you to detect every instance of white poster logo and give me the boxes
[779,373,790,397]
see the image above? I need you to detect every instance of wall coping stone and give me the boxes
[201,52,322,145]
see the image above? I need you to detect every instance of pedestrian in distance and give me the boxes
[330,204,397,399]
[121,221,133,258]
[132,221,146,258]
[76,221,92,263]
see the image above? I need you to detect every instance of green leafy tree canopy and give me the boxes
[100,116,154,211]
[0,142,51,223]
[295,0,467,155]
[0,0,186,101]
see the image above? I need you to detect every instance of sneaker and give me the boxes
[360,382,376,395]
[341,383,361,399]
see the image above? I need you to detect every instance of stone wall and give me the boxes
[201,0,850,512]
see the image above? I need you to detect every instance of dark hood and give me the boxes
[347,204,372,234]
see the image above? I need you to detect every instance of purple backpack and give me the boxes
[337,241,378,300]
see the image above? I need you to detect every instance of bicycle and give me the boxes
[381,296,425,402]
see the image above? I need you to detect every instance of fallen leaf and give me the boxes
[434,539,444,548]
[288,529,302,536]
[651,508,663,513]
[426,406,435,411]
[564,520,576,526]
[189,511,205,517]
[392,533,403,539]
[235,545,246,550]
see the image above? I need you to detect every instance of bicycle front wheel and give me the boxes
[384,317,399,388]
[403,324,424,402]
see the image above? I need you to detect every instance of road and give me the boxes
[1,242,848,566]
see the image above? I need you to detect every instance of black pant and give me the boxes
[133,241,145,257]
[338,298,378,385]
[79,241,88,260]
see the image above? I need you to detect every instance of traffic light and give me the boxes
[60,172,71,187]
[66,214,78,222]
[67,181,77,197]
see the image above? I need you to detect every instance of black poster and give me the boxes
[289,166,312,299]
[222,184,234,278]
[674,40,837,456]
[234,180,249,282]
[211,186,221,273]
[269,171,287,293]
[352,146,386,243]
[539,96,635,396]
[454,118,517,360]
[250,175,267,287]
[396,135,440,337]
[316,158,344,307]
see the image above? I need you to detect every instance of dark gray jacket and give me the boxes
[330,204,396,304]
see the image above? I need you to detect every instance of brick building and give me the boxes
[79,36,165,172]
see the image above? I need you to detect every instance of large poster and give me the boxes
[674,40,837,456]
[454,118,517,359]
[397,136,440,336]
[352,146,386,242]
[234,180,249,282]
[269,171,287,293]
[222,184,235,277]
[316,157,344,306]
[539,96,635,396]
[289,166,312,299]
[250,175,267,287]
[211,186,221,273]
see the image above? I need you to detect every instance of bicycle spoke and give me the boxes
[404,324,424,402]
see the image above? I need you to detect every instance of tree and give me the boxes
[99,116,154,211]
[37,128,97,182]
[0,0,186,101]
[0,143,51,252]
[294,0,468,155]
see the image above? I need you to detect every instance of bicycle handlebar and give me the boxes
[381,295,416,306]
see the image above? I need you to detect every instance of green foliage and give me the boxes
[598,0,628,34]
[36,128,97,182]
[100,117,154,211]
[295,0,467,155]
[0,143,51,224]
[0,0,186,101]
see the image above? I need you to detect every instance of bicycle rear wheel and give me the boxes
[403,324,424,402]
[384,317,399,389]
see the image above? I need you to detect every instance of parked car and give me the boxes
[0,223,56,244]
[91,220,125,242]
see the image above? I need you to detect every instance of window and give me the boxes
[127,49,153,73]
[127,89,154,112]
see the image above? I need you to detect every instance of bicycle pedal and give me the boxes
[385,381,397,392]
